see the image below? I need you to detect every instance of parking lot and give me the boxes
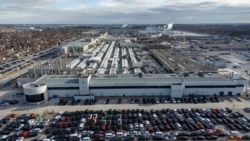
[1,88,250,140]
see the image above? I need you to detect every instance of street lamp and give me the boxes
[232,104,235,112]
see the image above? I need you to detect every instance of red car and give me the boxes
[147,126,154,133]
[164,124,172,131]
[64,117,71,122]
[116,129,126,133]
[93,133,104,138]
[22,131,29,137]
[227,124,236,130]
[105,130,115,134]
[101,125,106,131]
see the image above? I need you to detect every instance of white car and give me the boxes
[105,133,115,139]
[59,111,65,115]
[153,131,163,138]
[78,123,85,131]
[42,119,50,122]
[134,123,139,130]
[15,124,25,131]
[42,139,55,141]
[227,131,239,136]
[28,119,35,125]
[128,131,138,137]
[116,132,126,138]
[81,137,91,141]
[54,115,61,120]
[81,118,86,123]
[0,135,8,140]
[31,128,42,133]
[155,98,160,104]
[16,137,24,141]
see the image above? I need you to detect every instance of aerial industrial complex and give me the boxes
[1,24,250,141]
[21,26,249,103]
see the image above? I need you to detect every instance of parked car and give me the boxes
[244,107,250,113]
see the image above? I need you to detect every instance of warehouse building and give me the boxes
[23,70,248,103]
[22,36,248,104]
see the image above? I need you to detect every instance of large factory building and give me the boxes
[23,72,248,103]
[22,35,248,103]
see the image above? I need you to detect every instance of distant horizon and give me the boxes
[0,0,250,24]
[1,23,250,26]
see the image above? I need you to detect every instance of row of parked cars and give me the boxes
[0,100,19,106]
[14,108,248,141]
[58,99,98,106]
[1,107,250,141]
[0,113,48,141]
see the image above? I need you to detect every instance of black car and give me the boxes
[206,135,218,140]
[7,100,19,104]
[216,132,227,137]
[118,99,122,104]
[1,117,10,124]
[138,135,150,140]
[242,135,250,140]
[242,125,250,132]
[190,131,202,136]
[28,131,39,137]
[177,132,190,137]
[152,136,164,140]
[177,136,189,140]
[192,136,206,140]
[71,99,77,105]
[5,134,19,141]
[106,99,110,104]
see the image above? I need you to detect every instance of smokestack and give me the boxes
[167,23,173,30]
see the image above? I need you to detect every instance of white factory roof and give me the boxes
[37,75,79,84]
[90,74,182,87]
[33,72,245,86]
[23,83,46,88]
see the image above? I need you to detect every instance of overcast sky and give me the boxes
[0,0,250,24]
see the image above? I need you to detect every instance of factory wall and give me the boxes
[213,61,225,67]
[47,83,79,88]
[90,88,171,96]
[183,87,244,96]
[48,90,80,98]
[46,82,80,98]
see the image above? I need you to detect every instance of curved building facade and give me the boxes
[23,83,48,103]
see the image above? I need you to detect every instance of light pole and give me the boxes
[232,103,235,112]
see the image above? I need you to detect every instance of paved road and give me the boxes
[0,60,48,85]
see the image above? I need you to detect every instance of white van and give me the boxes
[145,120,150,126]
[139,124,144,131]
[78,123,84,131]
[175,123,182,130]
[105,133,115,139]
[138,113,142,118]
[116,132,126,138]
[152,114,157,119]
